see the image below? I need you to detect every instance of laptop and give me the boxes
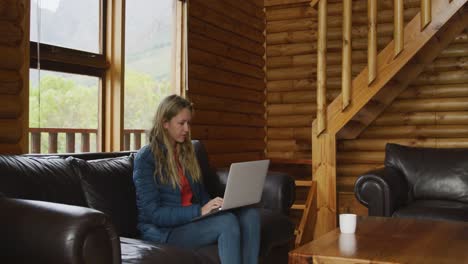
[192,159,270,221]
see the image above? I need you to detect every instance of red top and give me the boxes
[176,153,193,206]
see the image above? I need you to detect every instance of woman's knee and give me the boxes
[238,207,260,226]
[219,212,239,226]
[209,212,240,231]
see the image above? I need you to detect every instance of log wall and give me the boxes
[187,0,266,167]
[265,0,427,217]
[265,0,420,161]
[0,0,29,154]
[265,0,317,160]
[338,30,468,215]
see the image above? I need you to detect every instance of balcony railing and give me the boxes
[123,129,149,151]
[29,128,148,153]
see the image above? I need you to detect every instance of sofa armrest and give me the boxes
[0,198,120,264]
[216,168,295,215]
[354,167,409,217]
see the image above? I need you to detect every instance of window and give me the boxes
[30,0,101,53]
[29,0,186,153]
[29,0,105,153]
[123,0,181,150]
[29,69,99,153]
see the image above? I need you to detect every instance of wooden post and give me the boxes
[317,0,327,134]
[342,0,352,110]
[31,132,41,153]
[312,122,337,239]
[103,0,125,152]
[95,132,99,152]
[368,0,377,84]
[394,0,404,57]
[134,131,141,150]
[81,133,90,152]
[18,0,30,154]
[124,132,131,150]
[66,132,75,153]
[145,132,150,146]
[173,0,188,96]
[421,0,432,30]
[48,132,58,153]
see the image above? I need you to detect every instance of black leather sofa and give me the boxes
[355,143,468,222]
[0,140,295,264]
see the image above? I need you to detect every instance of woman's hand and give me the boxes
[201,197,224,215]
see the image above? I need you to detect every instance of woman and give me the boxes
[133,95,260,264]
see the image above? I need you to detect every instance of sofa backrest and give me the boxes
[385,143,468,203]
[26,151,135,160]
[192,140,224,198]
[0,155,88,206]
[0,140,215,238]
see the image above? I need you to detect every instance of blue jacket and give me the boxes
[133,145,211,243]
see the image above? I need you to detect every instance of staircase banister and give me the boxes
[325,0,467,136]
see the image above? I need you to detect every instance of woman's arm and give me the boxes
[198,183,211,206]
[133,147,202,227]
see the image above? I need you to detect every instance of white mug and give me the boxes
[339,213,357,234]
[339,233,356,256]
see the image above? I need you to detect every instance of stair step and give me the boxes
[338,98,388,139]
[295,180,312,187]
[292,204,306,210]
[337,120,365,139]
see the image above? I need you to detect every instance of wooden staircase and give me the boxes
[271,158,317,247]
[294,0,468,246]
[294,179,316,246]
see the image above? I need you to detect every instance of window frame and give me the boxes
[28,0,186,152]
[29,42,108,77]
[29,0,108,152]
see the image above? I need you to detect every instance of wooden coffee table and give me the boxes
[289,216,468,264]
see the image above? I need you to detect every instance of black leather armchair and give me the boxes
[355,143,468,222]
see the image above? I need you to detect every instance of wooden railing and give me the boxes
[295,0,468,246]
[123,129,148,151]
[29,128,148,153]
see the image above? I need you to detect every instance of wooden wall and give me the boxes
[187,0,266,168]
[264,0,428,215]
[338,30,468,215]
[0,0,29,154]
[265,0,421,161]
[265,0,320,228]
[265,0,316,160]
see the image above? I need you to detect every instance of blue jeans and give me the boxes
[166,207,261,264]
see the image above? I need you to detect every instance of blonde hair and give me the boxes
[148,95,201,188]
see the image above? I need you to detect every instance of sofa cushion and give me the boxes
[68,155,139,238]
[0,155,87,206]
[393,200,468,222]
[385,144,468,203]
